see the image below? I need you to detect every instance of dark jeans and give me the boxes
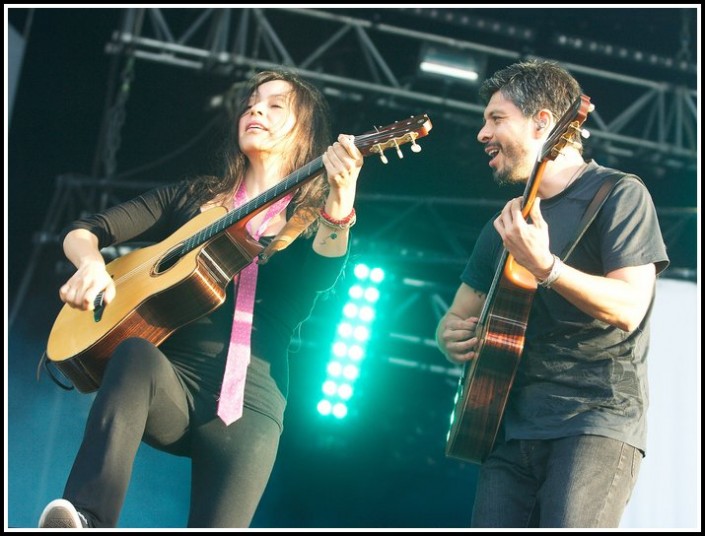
[471,435,642,528]
[63,338,281,528]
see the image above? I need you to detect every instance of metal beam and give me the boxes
[26,175,700,274]
[106,8,696,168]
[10,174,696,344]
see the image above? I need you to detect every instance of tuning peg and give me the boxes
[393,139,404,159]
[410,140,422,153]
[372,142,389,164]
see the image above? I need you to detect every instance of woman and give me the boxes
[38,70,364,528]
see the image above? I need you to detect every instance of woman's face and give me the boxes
[238,79,297,157]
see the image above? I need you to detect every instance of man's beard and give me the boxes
[492,168,515,187]
[491,143,533,186]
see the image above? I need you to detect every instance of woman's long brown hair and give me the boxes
[189,70,332,236]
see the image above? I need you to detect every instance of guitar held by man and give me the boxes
[444,92,592,464]
[436,60,668,528]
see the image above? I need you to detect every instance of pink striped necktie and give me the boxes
[217,184,293,425]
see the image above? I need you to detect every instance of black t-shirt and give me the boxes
[62,180,348,430]
[461,160,669,453]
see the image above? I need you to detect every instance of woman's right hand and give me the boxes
[59,260,116,311]
[60,229,116,310]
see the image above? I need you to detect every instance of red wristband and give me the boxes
[319,207,356,226]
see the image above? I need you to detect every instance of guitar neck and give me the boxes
[177,112,434,255]
[181,156,324,253]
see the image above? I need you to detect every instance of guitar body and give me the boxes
[44,113,434,393]
[445,276,535,463]
[46,207,262,393]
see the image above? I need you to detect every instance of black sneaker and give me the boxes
[38,499,89,528]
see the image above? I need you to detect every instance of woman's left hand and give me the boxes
[322,134,363,205]
[314,134,363,256]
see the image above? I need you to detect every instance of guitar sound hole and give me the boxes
[154,246,183,275]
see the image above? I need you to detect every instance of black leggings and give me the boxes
[63,338,281,528]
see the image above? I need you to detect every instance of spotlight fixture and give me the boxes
[418,44,486,84]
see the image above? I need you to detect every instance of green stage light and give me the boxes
[352,325,370,342]
[317,262,386,418]
[364,287,380,303]
[337,322,353,337]
[317,400,332,415]
[343,303,358,318]
[338,383,353,400]
[358,305,375,322]
[354,264,370,279]
[342,364,359,380]
[327,361,342,376]
[348,344,364,361]
[332,402,348,419]
[348,284,364,299]
[370,267,385,283]
[332,341,348,357]
[323,380,338,396]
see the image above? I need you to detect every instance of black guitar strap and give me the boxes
[560,172,627,262]
[36,351,74,390]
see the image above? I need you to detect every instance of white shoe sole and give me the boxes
[38,498,84,528]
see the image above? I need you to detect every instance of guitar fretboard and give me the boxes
[181,156,324,253]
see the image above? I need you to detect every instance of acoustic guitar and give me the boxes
[46,114,433,393]
[445,96,592,463]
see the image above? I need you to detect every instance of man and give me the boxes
[436,60,669,528]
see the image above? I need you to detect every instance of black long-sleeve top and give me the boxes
[62,179,348,429]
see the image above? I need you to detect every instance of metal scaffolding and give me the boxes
[105,8,696,168]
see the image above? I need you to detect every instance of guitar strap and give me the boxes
[38,351,74,390]
[560,172,627,262]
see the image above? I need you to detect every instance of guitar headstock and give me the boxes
[354,114,433,164]
[541,94,593,162]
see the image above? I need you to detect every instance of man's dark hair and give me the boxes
[479,60,582,121]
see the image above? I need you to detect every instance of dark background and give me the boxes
[6,7,699,529]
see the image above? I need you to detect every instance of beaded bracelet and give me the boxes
[537,254,563,289]
[318,207,357,230]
